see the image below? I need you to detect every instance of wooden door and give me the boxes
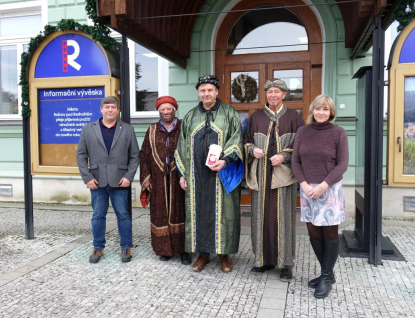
[215,0,322,205]
[221,62,315,205]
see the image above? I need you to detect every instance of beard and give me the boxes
[161,113,175,124]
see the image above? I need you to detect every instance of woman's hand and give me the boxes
[253,148,265,159]
[308,182,329,199]
[269,154,284,166]
[300,182,313,197]
[179,176,187,191]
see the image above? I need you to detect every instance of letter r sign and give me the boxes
[62,40,81,72]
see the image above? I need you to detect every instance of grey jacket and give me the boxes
[76,119,139,188]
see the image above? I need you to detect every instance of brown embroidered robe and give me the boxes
[244,105,304,268]
[140,120,185,256]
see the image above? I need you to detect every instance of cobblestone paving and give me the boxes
[286,223,415,318]
[1,205,415,317]
[0,207,112,275]
[0,206,266,317]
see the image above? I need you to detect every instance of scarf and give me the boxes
[198,98,222,161]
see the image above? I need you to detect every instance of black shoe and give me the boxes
[121,248,132,263]
[159,255,171,261]
[309,273,336,288]
[280,266,293,282]
[180,252,192,265]
[89,248,104,263]
[250,265,275,275]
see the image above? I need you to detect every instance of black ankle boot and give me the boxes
[314,240,339,299]
[309,239,336,288]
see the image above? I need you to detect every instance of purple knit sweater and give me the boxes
[291,121,349,186]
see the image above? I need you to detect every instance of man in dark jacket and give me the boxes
[77,96,139,263]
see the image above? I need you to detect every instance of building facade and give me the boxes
[0,0,412,218]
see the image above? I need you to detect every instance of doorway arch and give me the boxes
[215,0,323,120]
[215,0,323,204]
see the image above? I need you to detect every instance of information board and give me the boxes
[38,86,104,166]
[29,30,120,175]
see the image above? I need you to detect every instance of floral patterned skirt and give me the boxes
[300,180,346,226]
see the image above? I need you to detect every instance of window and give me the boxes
[227,6,308,55]
[133,43,169,113]
[0,14,41,37]
[0,5,42,118]
[387,19,415,186]
[273,69,303,101]
[0,46,17,115]
[112,37,169,117]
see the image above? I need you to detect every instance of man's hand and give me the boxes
[145,183,152,192]
[179,176,187,191]
[269,154,284,166]
[253,148,265,159]
[209,159,226,172]
[119,177,131,188]
[86,179,98,190]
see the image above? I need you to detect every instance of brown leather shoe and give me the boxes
[220,254,233,272]
[192,254,210,272]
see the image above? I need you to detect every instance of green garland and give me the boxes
[396,0,415,32]
[231,74,258,103]
[20,18,118,118]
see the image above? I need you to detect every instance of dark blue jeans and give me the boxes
[91,188,132,249]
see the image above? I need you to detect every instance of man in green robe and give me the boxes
[175,75,244,273]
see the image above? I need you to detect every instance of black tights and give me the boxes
[307,223,339,243]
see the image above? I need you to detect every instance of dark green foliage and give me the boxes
[231,74,258,103]
[396,1,415,32]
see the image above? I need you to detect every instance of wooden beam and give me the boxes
[115,0,127,15]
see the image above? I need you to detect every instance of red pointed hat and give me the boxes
[155,96,178,110]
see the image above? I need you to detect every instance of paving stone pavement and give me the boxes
[0,204,415,317]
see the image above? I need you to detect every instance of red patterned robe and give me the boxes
[140,120,185,256]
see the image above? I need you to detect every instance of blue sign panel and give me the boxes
[35,34,109,78]
[400,28,415,63]
[39,87,104,144]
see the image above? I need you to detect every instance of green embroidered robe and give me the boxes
[175,100,243,255]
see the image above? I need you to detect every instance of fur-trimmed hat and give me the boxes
[195,74,220,90]
[263,78,288,92]
[155,96,178,110]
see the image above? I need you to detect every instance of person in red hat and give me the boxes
[139,96,191,265]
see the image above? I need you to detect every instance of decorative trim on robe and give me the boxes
[151,222,185,237]
[174,150,186,177]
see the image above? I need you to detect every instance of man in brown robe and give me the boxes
[244,79,304,281]
[140,96,191,265]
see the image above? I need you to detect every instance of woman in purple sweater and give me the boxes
[292,94,349,299]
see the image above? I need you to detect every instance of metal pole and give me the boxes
[23,115,34,239]
[119,34,132,217]
[369,15,384,266]
[120,34,130,124]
